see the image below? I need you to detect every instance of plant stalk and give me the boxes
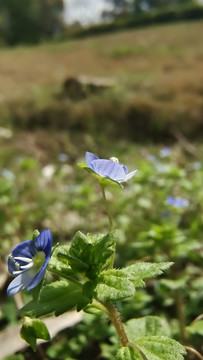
[175,290,187,343]
[101,185,114,231]
[104,301,129,346]
[185,346,203,360]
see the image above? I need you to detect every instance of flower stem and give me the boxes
[101,185,116,268]
[175,290,187,343]
[104,301,129,346]
[184,346,203,360]
[101,185,114,231]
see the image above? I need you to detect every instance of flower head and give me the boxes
[7,229,52,296]
[166,196,189,208]
[81,151,137,185]
[159,147,172,158]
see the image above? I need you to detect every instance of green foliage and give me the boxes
[20,317,50,351]
[96,269,135,302]
[2,138,203,358]
[3,356,25,360]
[68,4,203,40]
[21,280,89,317]
[67,231,118,278]
[48,243,75,279]
[116,335,186,360]
[95,262,172,302]
[135,336,186,360]
[122,262,173,287]
[0,0,63,45]
[116,346,143,360]
[124,316,171,342]
[186,320,203,336]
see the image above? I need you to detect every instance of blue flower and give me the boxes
[84,152,137,184]
[159,147,172,158]
[166,196,189,208]
[7,229,52,296]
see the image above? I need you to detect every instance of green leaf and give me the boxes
[160,277,188,291]
[89,231,117,268]
[68,231,117,278]
[124,316,171,343]
[136,335,186,360]
[20,317,50,351]
[116,345,143,360]
[48,244,76,279]
[186,320,203,336]
[95,269,135,302]
[95,262,173,303]
[21,280,89,317]
[122,262,173,288]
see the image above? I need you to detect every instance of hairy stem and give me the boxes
[185,346,203,360]
[104,301,129,346]
[101,185,116,268]
[175,290,187,343]
[101,185,114,231]
[128,343,149,360]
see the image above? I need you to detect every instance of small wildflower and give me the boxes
[166,196,189,208]
[192,162,202,170]
[84,151,137,184]
[7,229,52,296]
[160,147,172,158]
[58,153,69,162]
[1,169,15,180]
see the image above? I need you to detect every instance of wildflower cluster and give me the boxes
[6,151,192,360]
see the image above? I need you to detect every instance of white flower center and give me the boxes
[12,251,46,275]
[110,157,119,163]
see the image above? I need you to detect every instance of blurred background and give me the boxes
[0,1,203,359]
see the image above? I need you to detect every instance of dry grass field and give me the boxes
[0,20,203,140]
[0,20,202,102]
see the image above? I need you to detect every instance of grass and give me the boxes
[0,20,202,102]
[0,20,202,140]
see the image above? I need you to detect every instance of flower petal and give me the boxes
[119,163,128,174]
[85,151,99,169]
[8,240,35,275]
[34,229,52,256]
[27,254,50,291]
[125,170,138,181]
[91,159,126,182]
[7,270,35,296]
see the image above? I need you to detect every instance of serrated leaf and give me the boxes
[124,316,171,343]
[20,280,89,317]
[136,336,186,360]
[89,231,117,266]
[186,320,203,336]
[20,317,50,351]
[48,244,75,279]
[116,345,143,360]
[68,231,117,278]
[95,269,135,302]
[69,231,89,256]
[122,262,173,288]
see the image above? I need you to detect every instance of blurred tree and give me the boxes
[132,0,195,11]
[0,0,64,45]
[108,0,195,13]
